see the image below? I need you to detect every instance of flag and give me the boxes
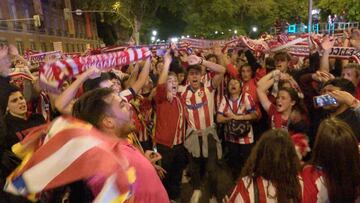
[4,116,135,202]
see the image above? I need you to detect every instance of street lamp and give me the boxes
[234,30,238,34]
[252,26,258,32]
[215,31,218,34]
[171,37,178,43]
[186,35,190,38]
[152,30,157,36]
[151,36,155,42]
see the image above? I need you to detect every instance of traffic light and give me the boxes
[33,15,41,27]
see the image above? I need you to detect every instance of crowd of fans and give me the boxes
[0,29,360,203]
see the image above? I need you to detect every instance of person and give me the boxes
[341,63,360,99]
[227,129,302,203]
[55,58,151,116]
[302,118,360,202]
[72,87,170,203]
[320,78,360,140]
[217,78,259,180]
[153,51,188,202]
[0,45,21,114]
[180,54,226,202]
[257,70,308,134]
[3,85,45,149]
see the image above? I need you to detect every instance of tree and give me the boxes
[73,0,165,44]
[317,0,360,22]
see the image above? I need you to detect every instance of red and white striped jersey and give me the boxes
[201,72,226,111]
[229,176,304,203]
[301,165,329,203]
[180,82,215,130]
[217,93,256,144]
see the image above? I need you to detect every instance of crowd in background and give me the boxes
[0,29,360,203]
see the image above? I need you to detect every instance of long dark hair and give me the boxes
[241,129,302,202]
[310,118,360,202]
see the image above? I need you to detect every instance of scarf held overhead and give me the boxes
[39,47,151,93]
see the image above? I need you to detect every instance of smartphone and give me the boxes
[313,94,338,108]
[156,48,166,57]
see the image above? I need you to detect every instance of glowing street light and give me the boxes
[171,37,178,43]
[152,30,157,36]
[186,35,190,38]
[252,26,258,32]
[234,30,238,34]
[215,31,218,34]
[151,36,156,41]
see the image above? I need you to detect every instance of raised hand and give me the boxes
[328,90,356,106]
[187,55,202,65]
[321,35,335,51]
[83,66,101,79]
[163,50,172,64]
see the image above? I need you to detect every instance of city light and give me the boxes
[171,37,178,43]
[252,26,258,32]
[152,30,157,36]
[112,2,121,10]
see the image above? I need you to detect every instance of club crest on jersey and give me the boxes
[198,90,204,98]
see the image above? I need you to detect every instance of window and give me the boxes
[66,43,70,52]
[16,41,24,55]
[41,42,46,51]
[8,0,16,19]
[48,43,53,51]
[30,41,36,50]
[0,40,8,46]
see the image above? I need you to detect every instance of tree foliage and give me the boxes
[317,0,360,22]
[73,0,360,44]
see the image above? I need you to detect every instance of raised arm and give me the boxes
[319,36,335,73]
[55,67,100,115]
[129,57,151,94]
[187,54,226,88]
[256,70,278,112]
[157,51,172,85]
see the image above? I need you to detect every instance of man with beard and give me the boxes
[73,87,170,203]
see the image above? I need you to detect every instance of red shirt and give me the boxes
[356,83,360,100]
[154,84,186,147]
[267,104,289,130]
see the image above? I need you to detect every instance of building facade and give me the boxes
[0,0,102,55]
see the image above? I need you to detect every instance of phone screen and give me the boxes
[156,49,166,57]
[313,94,338,108]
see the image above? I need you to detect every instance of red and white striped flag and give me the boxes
[4,116,135,202]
